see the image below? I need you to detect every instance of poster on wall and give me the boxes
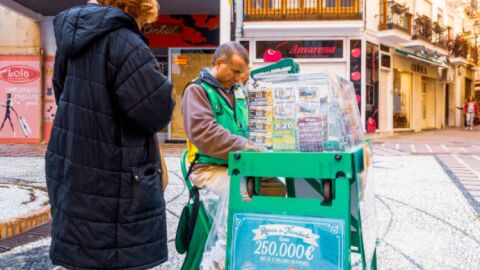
[0,55,42,144]
[349,40,362,112]
[43,56,57,143]
[144,15,219,48]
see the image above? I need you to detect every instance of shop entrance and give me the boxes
[465,78,472,100]
[393,70,411,129]
[421,78,436,129]
[445,83,449,126]
[169,48,215,140]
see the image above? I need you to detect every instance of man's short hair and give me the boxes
[213,41,249,65]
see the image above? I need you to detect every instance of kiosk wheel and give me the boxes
[323,179,332,203]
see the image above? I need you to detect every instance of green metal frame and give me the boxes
[225,147,377,269]
[179,150,212,270]
[250,58,300,79]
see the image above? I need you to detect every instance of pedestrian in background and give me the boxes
[46,0,174,269]
[464,96,479,131]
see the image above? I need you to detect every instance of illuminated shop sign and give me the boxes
[256,40,344,62]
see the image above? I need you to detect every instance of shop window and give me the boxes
[366,42,379,132]
[240,40,250,54]
[155,56,168,76]
[393,70,412,129]
[380,53,391,69]
[349,40,362,112]
[380,44,390,53]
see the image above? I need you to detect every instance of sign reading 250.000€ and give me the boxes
[230,213,345,270]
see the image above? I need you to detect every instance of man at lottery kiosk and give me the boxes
[182,41,287,269]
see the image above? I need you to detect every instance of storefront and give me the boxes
[392,50,444,132]
[0,55,43,143]
[447,61,475,128]
[0,0,220,144]
[240,37,380,128]
[144,15,220,140]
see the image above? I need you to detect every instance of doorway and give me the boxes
[169,48,215,140]
[421,78,436,129]
[465,78,472,100]
[445,84,449,126]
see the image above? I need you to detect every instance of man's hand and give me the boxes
[243,141,266,152]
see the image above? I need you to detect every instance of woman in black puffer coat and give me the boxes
[46,1,174,269]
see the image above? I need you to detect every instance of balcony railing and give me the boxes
[431,22,449,50]
[378,0,412,35]
[451,35,470,59]
[244,0,363,21]
[432,37,449,50]
[412,15,433,43]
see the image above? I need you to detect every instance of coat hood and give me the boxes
[199,68,237,93]
[53,4,145,57]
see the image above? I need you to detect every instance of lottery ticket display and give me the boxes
[248,84,274,148]
[247,72,364,152]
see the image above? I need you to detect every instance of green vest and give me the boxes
[195,82,249,165]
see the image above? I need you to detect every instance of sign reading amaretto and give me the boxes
[257,40,344,61]
[289,45,337,55]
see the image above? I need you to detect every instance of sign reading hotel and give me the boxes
[256,40,344,62]
[0,55,42,143]
[144,15,219,48]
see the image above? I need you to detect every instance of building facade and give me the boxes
[233,0,479,134]
[0,0,220,143]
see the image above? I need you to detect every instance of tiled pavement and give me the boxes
[372,128,480,155]
[377,142,480,155]
[0,155,188,270]
[372,128,480,214]
[436,154,480,213]
[0,143,185,158]
[2,151,480,269]
[1,129,480,269]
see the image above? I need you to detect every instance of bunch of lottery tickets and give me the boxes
[248,85,273,148]
[246,72,364,152]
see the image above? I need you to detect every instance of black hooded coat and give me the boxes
[45,4,174,269]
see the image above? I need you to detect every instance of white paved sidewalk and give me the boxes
[374,155,480,269]
[1,154,480,269]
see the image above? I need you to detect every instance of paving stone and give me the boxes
[1,144,480,269]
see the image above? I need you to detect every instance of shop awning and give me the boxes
[395,49,443,67]
[1,0,219,18]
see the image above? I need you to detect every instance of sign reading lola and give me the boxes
[256,40,344,62]
[230,213,345,270]
[0,65,40,84]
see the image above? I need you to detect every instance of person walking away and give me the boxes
[464,96,478,131]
